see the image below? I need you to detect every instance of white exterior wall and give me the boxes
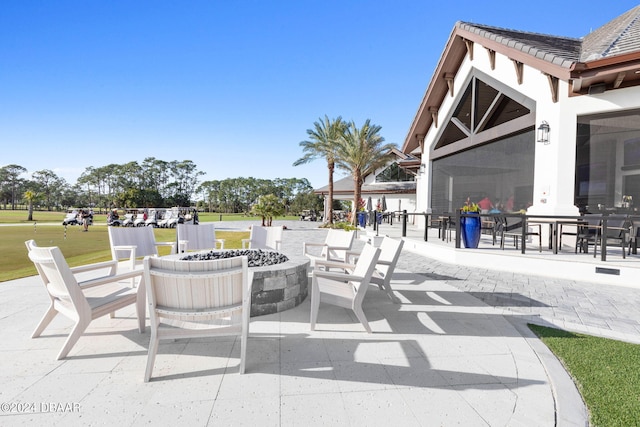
[416,42,640,216]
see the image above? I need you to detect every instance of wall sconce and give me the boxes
[537,121,550,144]
[419,164,425,174]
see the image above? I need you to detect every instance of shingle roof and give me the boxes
[581,5,640,61]
[458,5,640,66]
[457,22,581,68]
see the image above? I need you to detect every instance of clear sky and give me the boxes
[2,1,639,190]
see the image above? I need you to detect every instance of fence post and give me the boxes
[402,210,407,237]
[423,213,428,241]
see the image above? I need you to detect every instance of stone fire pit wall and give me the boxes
[249,256,310,317]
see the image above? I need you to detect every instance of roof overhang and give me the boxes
[402,24,573,156]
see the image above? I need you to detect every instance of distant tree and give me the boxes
[294,116,346,224]
[23,189,38,221]
[32,169,64,211]
[334,120,395,225]
[1,164,27,209]
[251,194,284,226]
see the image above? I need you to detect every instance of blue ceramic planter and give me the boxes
[460,214,481,248]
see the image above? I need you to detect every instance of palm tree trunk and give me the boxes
[352,173,362,226]
[327,161,334,224]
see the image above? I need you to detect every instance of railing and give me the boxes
[391,210,639,262]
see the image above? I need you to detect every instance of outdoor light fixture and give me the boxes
[537,121,550,144]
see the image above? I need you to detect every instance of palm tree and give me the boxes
[334,119,396,225]
[293,115,346,224]
[24,190,37,221]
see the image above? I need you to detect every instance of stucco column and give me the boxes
[528,99,580,216]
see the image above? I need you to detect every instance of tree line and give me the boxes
[0,159,322,215]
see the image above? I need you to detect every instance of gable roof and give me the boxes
[314,176,416,196]
[402,5,640,155]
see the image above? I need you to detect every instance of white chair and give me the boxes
[143,255,251,382]
[108,226,176,278]
[310,244,381,333]
[303,229,355,266]
[321,237,404,303]
[26,241,146,360]
[26,239,118,279]
[368,237,404,303]
[242,225,283,250]
[176,223,225,253]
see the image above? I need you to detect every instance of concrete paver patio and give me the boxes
[0,220,606,426]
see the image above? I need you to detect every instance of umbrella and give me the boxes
[381,195,387,211]
[367,196,372,211]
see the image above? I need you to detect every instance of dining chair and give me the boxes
[593,216,631,259]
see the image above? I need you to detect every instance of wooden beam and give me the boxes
[443,73,455,97]
[613,71,626,89]
[545,73,559,103]
[485,48,496,70]
[511,59,523,84]
[428,107,439,128]
[464,39,474,61]
[416,134,425,153]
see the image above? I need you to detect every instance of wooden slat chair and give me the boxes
[108,226,176,282]
[143,255,251,381]
[176,223,225,253]
[241,225,283,251]
[310,244,381,333]
[302,229,355,266]
[26,241,145,360]
[332,237,404,303]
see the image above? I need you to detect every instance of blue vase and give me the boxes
[357,212,367,227]
[460,214,481,248]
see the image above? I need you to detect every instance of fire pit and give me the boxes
[179,249,309,317]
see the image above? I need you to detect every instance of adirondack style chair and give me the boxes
[241,225,283,251]
[302,229,355,266]
[108,226,177,283]
[310,244,381,333]
[143,255,252,381]
[26,241,145,360]
[177,223,225,253]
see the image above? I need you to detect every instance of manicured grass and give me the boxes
[0,224,248,282]
[529,324,640,426]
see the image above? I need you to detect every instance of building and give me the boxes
[314,148,417,221]
[402,6,640,221]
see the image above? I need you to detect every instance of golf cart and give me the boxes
[62,209,81,226]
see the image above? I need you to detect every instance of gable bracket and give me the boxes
[428,107,439,128]
[511,59,524,84]
[613,71,626,89]
[485,48,496,70]
[443,73,455,97]
[544,73,559,103]
[463,39,474,61]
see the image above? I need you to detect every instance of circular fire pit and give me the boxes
[180,249,309,317]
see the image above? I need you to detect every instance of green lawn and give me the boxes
[530,324,640,426]
[0,224,249,282]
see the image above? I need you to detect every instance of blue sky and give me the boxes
[2,1,639,190]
